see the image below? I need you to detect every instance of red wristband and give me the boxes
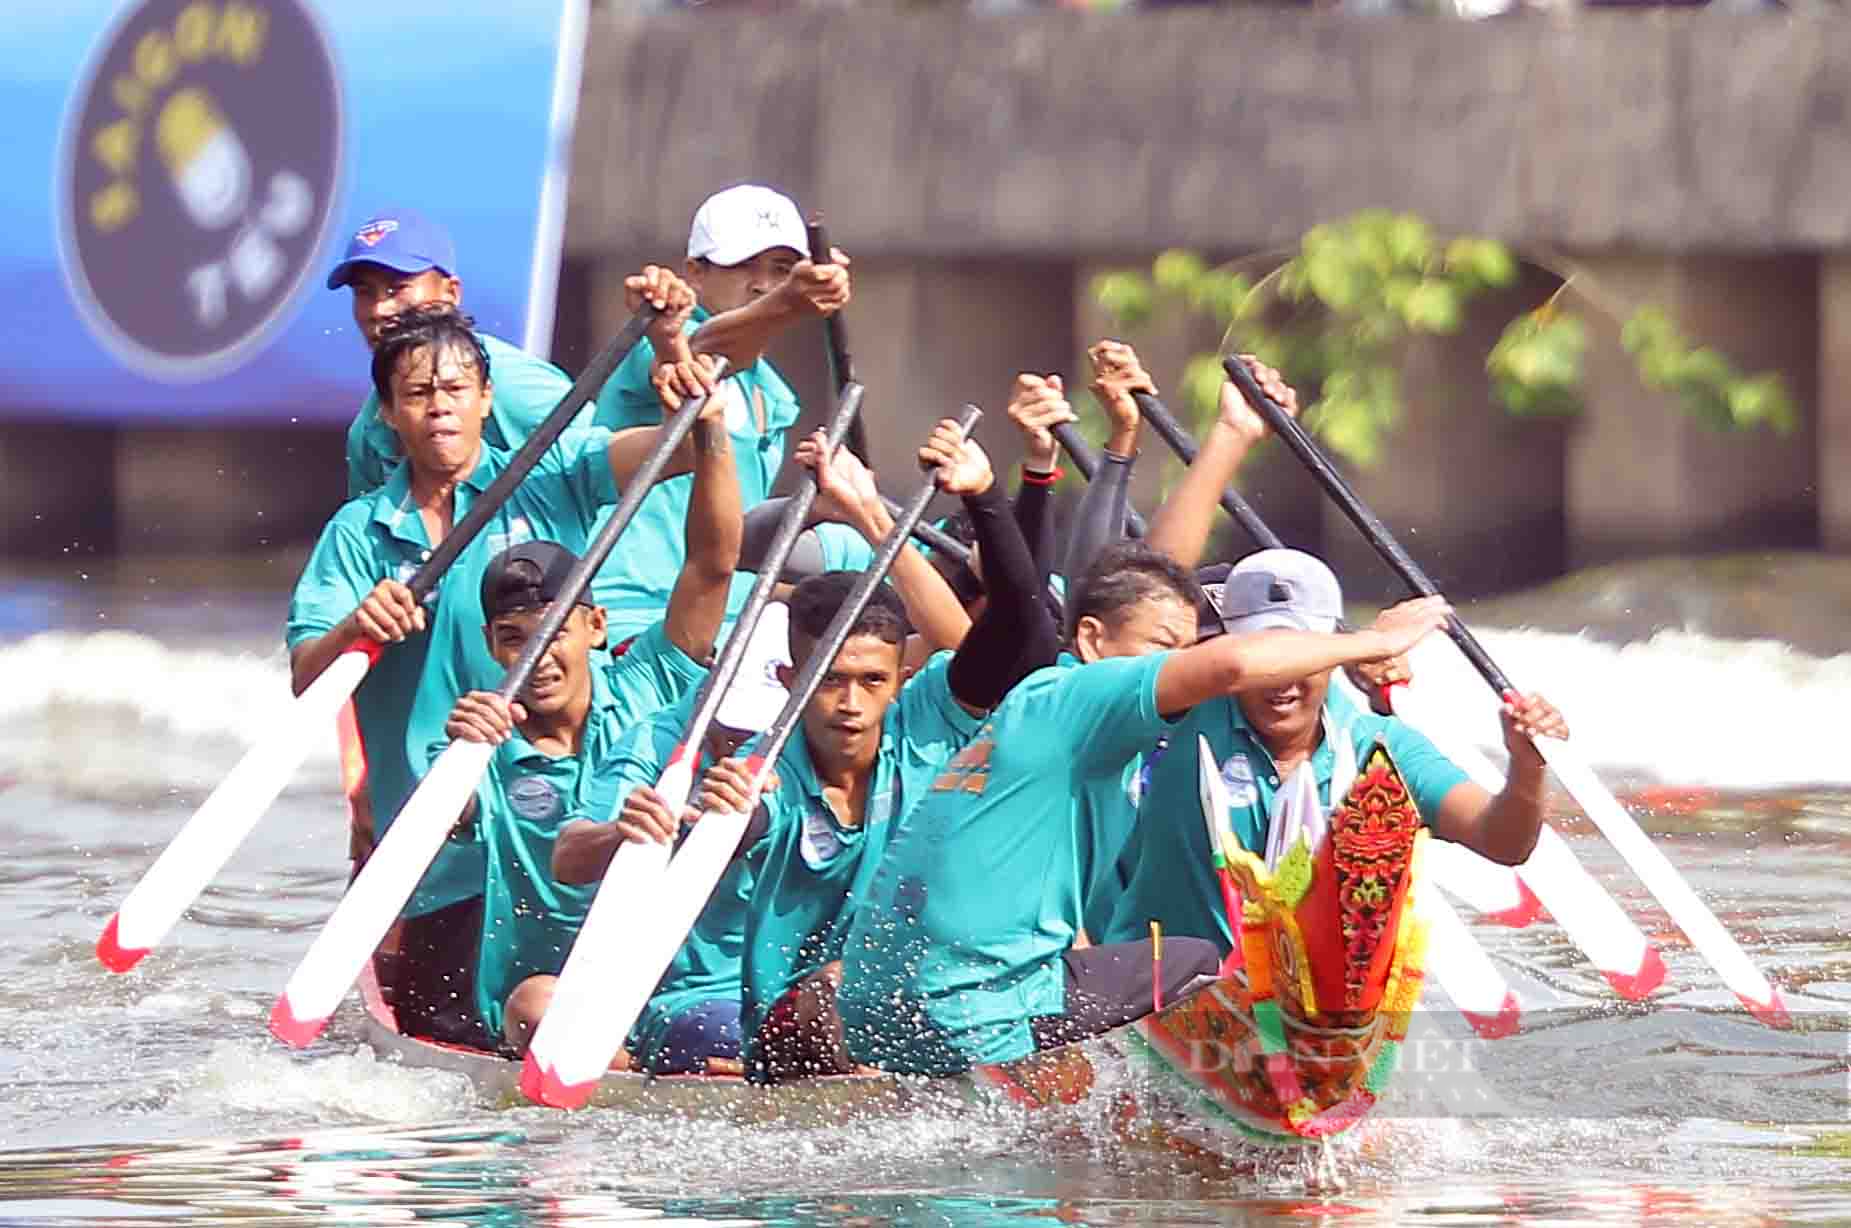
[1020,465,1063,487]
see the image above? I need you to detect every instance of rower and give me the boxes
[590,183,853,639]
[837,543,1456,1076]
[284,285,719,1046]
[1106,548,1569,954]
[326,207,583,499]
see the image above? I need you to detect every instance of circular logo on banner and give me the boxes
[56,0,343,381]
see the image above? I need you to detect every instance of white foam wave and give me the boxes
[174,1041,475,1126]
[1406,627,1851,788]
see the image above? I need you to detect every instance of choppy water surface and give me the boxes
[0,560,1845,1227]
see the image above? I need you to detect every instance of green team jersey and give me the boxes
[839,651,1175,1076]
[457,621,705,1038]
[739,651,981,1079]
[591,306,801,641]
[1105,684,1469,953]
[285,428,622,916]
[582,688,756,1074]
[344,332,583,498]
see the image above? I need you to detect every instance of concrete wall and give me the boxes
[11,10,1849,591]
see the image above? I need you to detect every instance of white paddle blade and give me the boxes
[1418,884,1520,1039]
[1388,680,1664,999]
[269,737,496,1047]
[1532,737,1788,1027]
[1196,733,1232,850]
[521,811,745,1107]
[98,646,375,972]
[1424,840,1542,926]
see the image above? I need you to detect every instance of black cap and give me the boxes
[479,541,591,620]
[1193,562,1234,640]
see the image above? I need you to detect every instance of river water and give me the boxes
[0,558,1845,1227]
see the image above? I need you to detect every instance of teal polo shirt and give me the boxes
[838,651,1175,1076]
[345,332,584,498]
[285,428,622,916]
[591,306,802,640]
[1105,685,1470,954]
[583,688,757,1074]
[813,522,876,573]
[739,651,981,1079]
[460,621,705,1038]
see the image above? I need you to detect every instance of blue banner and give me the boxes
[0,0,584,423]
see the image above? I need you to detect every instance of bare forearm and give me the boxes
[665,419,743,661]
[687,294,800,369]
[1145,422,1256,568]
[1155,629,1391,716]
[1469,763,1549,865]
[289,623,366,696]
[607,419,707,491]
[552,819,622,885]
[856,502,971,653]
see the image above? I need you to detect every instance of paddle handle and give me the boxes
[878,496,973,567]
[750,403,984,776]
[1049,423,1149,538]
[1134,389,1282,551]
[406,304,659,602]
[1220,356,1515,695]
[808,219,868,465]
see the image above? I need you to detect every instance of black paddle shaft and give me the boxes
[1220,355,1517,696]
[807,220,869,466]
[406,304,660,601]
[753,405,984,770]
[1134,389,1283,551]
[679,380,869,746]
[1049,423,1149,538]
[490,361,731,705]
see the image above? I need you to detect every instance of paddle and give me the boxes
[521,404,984,1108]
[268,360,729,1048]
[1141,374,1664,993]
[807,220,868,466]
[1222,355,1789,1027]
[96,304,663,975]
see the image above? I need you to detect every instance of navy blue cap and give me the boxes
[325,208,457,290]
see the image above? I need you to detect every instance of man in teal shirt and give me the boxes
[839,543,1478,1076]
[325,207,587,498]
[589,183,851,638]
[435,432,740,1049]
[285,284,714,1042]
[1108,549,1569,953]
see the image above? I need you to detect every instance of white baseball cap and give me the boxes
[714,601,792,734]
[1214,549,1344,635]
[687,184,808,267]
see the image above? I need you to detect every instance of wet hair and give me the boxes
[1065,541,1204,641]
[786,570,910,650]
[371,306,490,406]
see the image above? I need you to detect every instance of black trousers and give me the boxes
[1030,937,1220,1050]
[376,895,492,1050]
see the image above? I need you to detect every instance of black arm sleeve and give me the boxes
[949,484,1062,711]
[1058,448,1135,581]
[1012,474,1058,594]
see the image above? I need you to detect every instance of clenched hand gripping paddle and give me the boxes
[97,305,662,974]
[807,220,869,466]
[521,404,984,1108]
[268,361,729,1047]
[1224,354,1785,1027]
[518,378,869,1103]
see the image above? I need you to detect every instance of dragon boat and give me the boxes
[354,740,1436,1156]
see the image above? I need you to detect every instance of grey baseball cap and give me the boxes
[1212,548,1343,635]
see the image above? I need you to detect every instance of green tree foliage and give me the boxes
[1093,210,1799,466]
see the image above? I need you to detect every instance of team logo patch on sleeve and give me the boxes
[56,0,343,380]
[799,809,843,868]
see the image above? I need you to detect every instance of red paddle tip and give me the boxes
[268,995,330,1049]
[1603,945,1668,1001]
[1481,877,1547,929]
[1740,986,1793,1031]
[519,1052,595,1109]
[1463,992,1522,1040]
[95,914,149,973]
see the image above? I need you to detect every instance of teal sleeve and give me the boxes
[345,399,386,499]
[814,522,877,573]
[895,651,985,746]
[590,333,673,430]
[1049,652,1176,776]
[567,717,679,826]
[484,342,578,448]
[602,622,709,719]
[285,511,380,650]
[548,426,622,519]
[1378,719,1473,828]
